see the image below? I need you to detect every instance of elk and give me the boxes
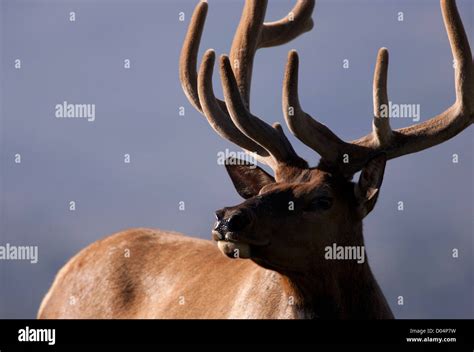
[38,0,472,319]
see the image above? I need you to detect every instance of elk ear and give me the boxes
[354,154,387,218]
[225,158,275,199]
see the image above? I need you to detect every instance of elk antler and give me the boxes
[180,0,314,170]
[283,0,473,176]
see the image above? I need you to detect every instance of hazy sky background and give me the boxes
[0,0,472,318]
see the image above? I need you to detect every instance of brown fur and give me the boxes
[39,165,393,319]
[39,229,298,319]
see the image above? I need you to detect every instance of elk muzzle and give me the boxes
[212,208,262,259]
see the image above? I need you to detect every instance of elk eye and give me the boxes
[307,196,333,211]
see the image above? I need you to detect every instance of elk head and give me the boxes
[180,0,473,275]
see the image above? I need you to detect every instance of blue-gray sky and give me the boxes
[0,0,472,318]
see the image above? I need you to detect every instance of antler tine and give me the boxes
[180,1,270,161]
[198,50,269,158]
[282,50,348,163]
[353,0,473,159]
[180,0,316,170]
[220,55,307,168]
[259,0,316,48]
[228,0,268,108]
[230,0,316,106]
[372,48,392,146]
[283,0,472,176]
[179,1,208,113]
[442,0,473,110]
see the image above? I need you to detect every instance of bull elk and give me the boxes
[38,0,472,319]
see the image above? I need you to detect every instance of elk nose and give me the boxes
[214,210,224,230]
[226,211,250,232]
[213,210,226,240]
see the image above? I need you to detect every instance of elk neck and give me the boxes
[277,226,394,319]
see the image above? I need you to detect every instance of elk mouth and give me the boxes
[212,230,269,259]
